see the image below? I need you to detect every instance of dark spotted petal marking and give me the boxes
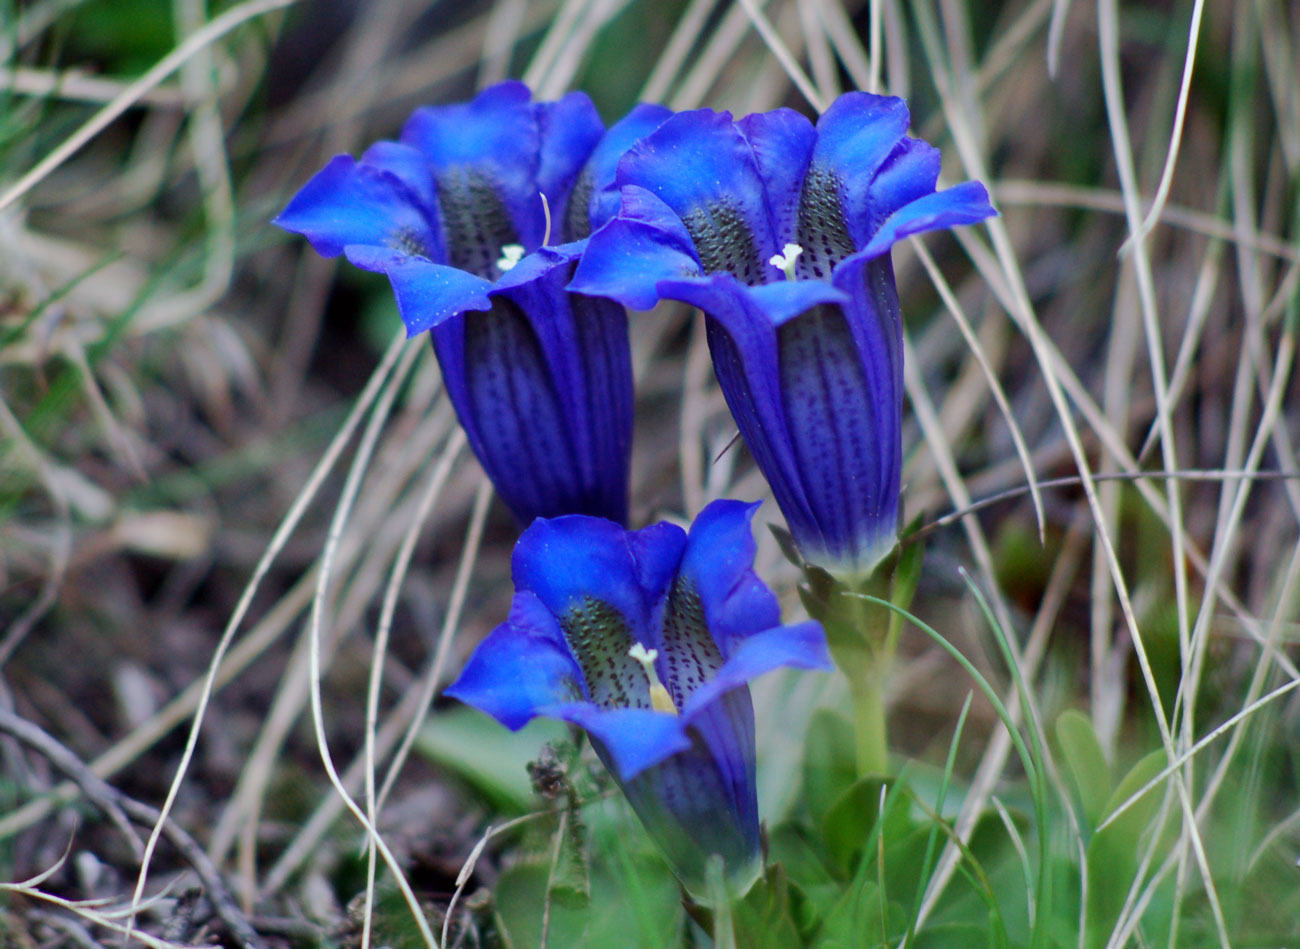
[794,165,857,279]
[681,202,768,284]
[562,597,651,710]
[659,578,725,710]
[435,168,521,278]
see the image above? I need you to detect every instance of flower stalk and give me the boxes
[787,520,923,777]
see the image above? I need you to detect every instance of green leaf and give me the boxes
[416,706,567,813]
[892,521,925,617]
[493,839,680,949]
[492,858,589,948]
[1055,710,1112,830]
[802,708,859,831]
[1084,750,1167,949]
[767,824,838,890]
[1098,749,1166,841]
[820,776,889,874]
[768,522,805,568]
[732,863,805,949]
[816,877,908,948]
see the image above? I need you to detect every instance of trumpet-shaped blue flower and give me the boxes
[572,93,996,572]
[275,82,671,525]
[444,499,830,891]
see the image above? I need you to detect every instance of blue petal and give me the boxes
[357,140,446,254]
[736,108,816,246]
[650,275,834,552]
[578,103,675,238]
[774,290,899,569]
[443,591,584,730]
[534,91,605,234]
[560,705,692,780]
[433,299,596,525]
[488,252,633,525]
[616,109,780,283]
[855,180,998,260]
[867,136,942,223]
[400,81,547,257]
[513,516,683,628]
[681,622,831,719]
[510,519,682,711]
[570,186,703,310]
[274,152,443,262]
[675,499,780,658]
[376,254,495,335]
[657,274,849,327]
[611,699,759,893]
[813,92,912,175]
[488,243,575,294]
[807,93,912,249]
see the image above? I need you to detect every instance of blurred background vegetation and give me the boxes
[1,0,1297,946]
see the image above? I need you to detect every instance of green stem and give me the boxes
[851,673,888,777]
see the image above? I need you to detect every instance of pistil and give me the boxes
[628,642,678,714]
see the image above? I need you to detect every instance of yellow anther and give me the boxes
[768,242,803,280]
[497,243,525,272]
[629,642,678,715]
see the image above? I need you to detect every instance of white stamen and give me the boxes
[768,242,803,280]
[496,243,525,272]
[629,642,678,714]
[628,642,657,667]
[540,192,553,246]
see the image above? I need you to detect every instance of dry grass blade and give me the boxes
[125,331,409,930]
[0,0,297,212]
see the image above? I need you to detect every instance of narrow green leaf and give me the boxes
[802,708,858,830]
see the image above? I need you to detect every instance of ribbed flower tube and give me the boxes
[276,82,671,525]
[572,93,996,571]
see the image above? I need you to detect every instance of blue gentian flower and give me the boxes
[444,499,831,892]
[275,82,671,525]
[571,93,996,572]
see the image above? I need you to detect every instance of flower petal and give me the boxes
[855,180,998,260]
[736,107,816,245]
[570,186,703,310]
[568,103,674,240]
[651,274,841,552]
[400,81,544,266]
[806,92,912,249]
[559,705,692,780]
[534,91,605,234]
[609,698,759,895]
[616,109,780,283]
[433,298,598,525]
[867,136,942,222]
[274,152,442,262]
[674,499,780,658]
[356,140,446,255]
[775,290,899,568]
[489,251,633,525]
[681,622,832,720]
[513,516,683,626]
[564,99,676,237]
[375,254,495,335]
[510,517,685,708]
[442,591,584,730]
